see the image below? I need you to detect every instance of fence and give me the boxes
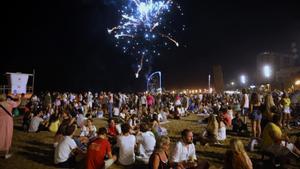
[0,85,33,94]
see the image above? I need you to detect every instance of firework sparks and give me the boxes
[160,33,179,47]
[135,55,144,78]
[108,0,183,77]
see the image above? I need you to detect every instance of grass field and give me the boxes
[0,114,299,169]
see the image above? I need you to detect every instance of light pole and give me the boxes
[208,74,211,91]
[263,64,272,91]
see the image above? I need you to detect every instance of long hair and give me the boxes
[250,92,259,105]
[230,138,252,169]
[230,138,246,154]
[265,94,275,113]
[207,114,218,136]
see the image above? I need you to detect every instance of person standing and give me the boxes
[0,94,20,159]
[240,89,250,124]
[43,92,52,109]
[249,92,262,138]
[108,92,114,118]
[280,92,291,129]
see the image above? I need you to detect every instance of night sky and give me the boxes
[2,0,300,92]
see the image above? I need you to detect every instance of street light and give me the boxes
[231,82,235,86]
[263,65,272,91]
[263,65,272,79]
[240,75,246,85]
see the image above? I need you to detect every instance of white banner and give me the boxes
[10,73,29,94]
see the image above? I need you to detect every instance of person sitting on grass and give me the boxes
[128,114,139,133]
[216,113,227,142]
[48,111,60,133]
[54,124,81,168]
[136,123,156,164]
[80,118,97,140]
[22,106,33,132]
[86,127,117,169]
[107,118,121,145]
[176,105,186,117]
[198,114,219,145]
[54,111,75,148]
[171,129,210,169]
[227,106,234,120]
[224,138,253,169]
[261,114,300,158]
[116,123,136,166]
[222,107,232,127]
[73,118,98,149]
[151,114,168,138]
[28,109,47,133]
[149,136,171,169]
[232,113,248,136]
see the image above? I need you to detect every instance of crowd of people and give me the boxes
[0,89,300,169]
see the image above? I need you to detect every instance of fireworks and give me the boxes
[108,0,183,78]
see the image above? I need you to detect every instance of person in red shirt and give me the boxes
[222,110,232,127]
[107,118,120,145]
[86,127,117,169]
[107,119,118,137]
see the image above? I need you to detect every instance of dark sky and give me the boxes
[2,0,300,92]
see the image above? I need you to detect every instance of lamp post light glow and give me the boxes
[240,75,246,85]
[295,80,300,86]
[263,65,272,78]
[231,82,235,86]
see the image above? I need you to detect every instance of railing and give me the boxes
[0,85,33,94]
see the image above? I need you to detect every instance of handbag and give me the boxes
[0,104,13,118]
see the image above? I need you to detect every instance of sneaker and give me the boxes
[4,153,12,159]
[214,141,221,145]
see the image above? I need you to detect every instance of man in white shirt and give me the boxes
[171,129,209,169]
[117,123,136,166]
[136,123,156,164]
[54,125,78,168]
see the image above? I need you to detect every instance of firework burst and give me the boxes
[108,0,183,78]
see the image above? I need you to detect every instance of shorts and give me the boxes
[283,107,291,114]
[249,110,262,121]
[241,108,249,116]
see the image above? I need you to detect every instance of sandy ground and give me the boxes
[0,114,299,169]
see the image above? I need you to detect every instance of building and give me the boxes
[256,43,300,90]
[213,65,224,93]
